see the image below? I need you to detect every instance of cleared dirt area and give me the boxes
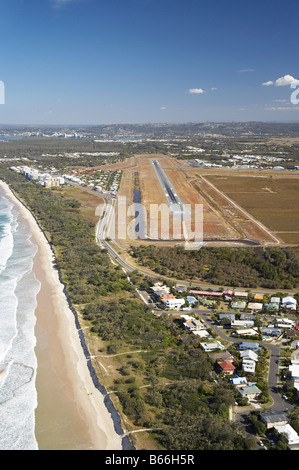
[77,153,299,247]
[204,173,299,245]
[115,155,246,245]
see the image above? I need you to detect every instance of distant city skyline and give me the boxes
[0,0,299,125]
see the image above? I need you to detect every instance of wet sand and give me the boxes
[0,181,123,450]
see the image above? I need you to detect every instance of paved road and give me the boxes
[175,308,293,413]
[69,182,293,414]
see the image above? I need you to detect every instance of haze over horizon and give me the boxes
[1,0,299,125]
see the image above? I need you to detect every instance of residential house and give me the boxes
[288,364,299,380]
[230,376,248,386]
[270,297,281,304]
[275,318,295,329]
[200,340,225,352]
[274,424,299,448]
[223,289,233,297]
[290,350,299,364]
[238,384,262,400]
[240,313,255,321]
[161,297,185,309]
[231,300,247,310]
[285,330,299,340]
[175,284,188,293]
[240,349,258,362]
[264,302,279,312]
[192,329,209,338]
[290,340,299,350]
[231,319,255,328]
[234,291,248,298]
[183,319,205,331]
[210,351,235,362]
[234,328,259,337]
[253,294,264,301]
[282,296,297,311]
[260,411,289,429]
[238,341,261,351]
[189,290,223,298]
[217,360,236,376]
[242,359,256,374]
[186,295,198,306]
[218,313,235,322]
[260,327,281,337]
[247,302,263,312]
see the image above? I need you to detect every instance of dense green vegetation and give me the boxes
[0,168,133,304]
[130,245,299,289]
[0,168,250,450]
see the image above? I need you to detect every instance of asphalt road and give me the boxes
[189,309,293,413]
[69,181,293,415]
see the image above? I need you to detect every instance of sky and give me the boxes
[0,0,299,125]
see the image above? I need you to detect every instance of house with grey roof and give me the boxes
[238,341,261,351]
[260,411,289,429]
[260,327,281,337]
[218,313,235,322]
[240,349,258,362]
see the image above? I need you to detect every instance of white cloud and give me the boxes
[262,74,299,87]
[276,75,299,86]
[161,106,166,110]
[187,88,205,94]
[265,106,299,111]
[238,68,255,73]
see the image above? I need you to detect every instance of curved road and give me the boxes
[195,309,292,412]
[71,182,293,414]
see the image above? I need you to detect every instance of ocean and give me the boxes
[0,188,40,450]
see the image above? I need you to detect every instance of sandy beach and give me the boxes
[0,181,123,450]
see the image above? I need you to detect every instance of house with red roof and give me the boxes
[217,360,236,376]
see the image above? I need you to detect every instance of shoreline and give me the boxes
[0,180,127,450]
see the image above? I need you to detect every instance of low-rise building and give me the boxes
[238,341,261,351]
[200,340,225,352]
[162,297,185,309]
[270,297,281,304]
[260,327,281,337]
[275,318,295,329]
[234,291,248,298]
[231,319,255,328]
[274,424,299,448]
[238,384,262,399]
[231,300,247,310]
[183,319,205,331]
[242,359,256,374]
[240,349,258,362]
[260,411,289,429]
[218,313,235,322]
[247,302,263,311]
[264,302,279,312]
[230,376,248,386]
[234,328,259,337]
[217,360,236,376]
[282,296,297,311]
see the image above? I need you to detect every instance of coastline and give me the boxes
[0,180,124,450]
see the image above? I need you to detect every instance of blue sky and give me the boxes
[0,0,299,125]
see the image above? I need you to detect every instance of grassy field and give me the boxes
[206,174,299,243]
